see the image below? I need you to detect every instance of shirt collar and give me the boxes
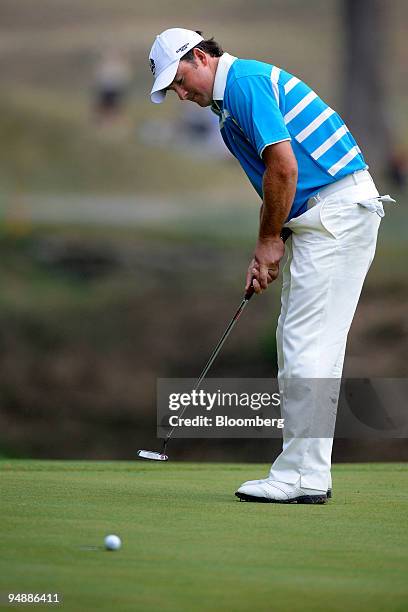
[212,52,238,102]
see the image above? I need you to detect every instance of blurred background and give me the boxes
[0,0,407,461]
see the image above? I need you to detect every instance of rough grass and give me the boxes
[1,461,407,612]
[0,90,243,195]
[0,0,407,195]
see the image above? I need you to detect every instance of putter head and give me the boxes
[137,449,169,461]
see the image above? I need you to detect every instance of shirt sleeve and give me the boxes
[227,75,291,157]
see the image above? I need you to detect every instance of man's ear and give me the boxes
[193,47,208,66]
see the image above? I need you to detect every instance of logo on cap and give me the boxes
[149,58,156,76]
[176,43,189,54]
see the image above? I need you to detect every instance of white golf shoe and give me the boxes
[235,478,328,504]
[239,473,333,499]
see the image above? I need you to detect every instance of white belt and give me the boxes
[306,170,396,218]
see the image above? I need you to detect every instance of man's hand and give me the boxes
[244,142,297,295]
[245,236,286,294]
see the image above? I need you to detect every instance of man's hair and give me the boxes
[181,31,223,62]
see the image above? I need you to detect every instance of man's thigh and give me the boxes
[280,190,381,378]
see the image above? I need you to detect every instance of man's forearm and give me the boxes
[247,142,298,293]
[259,165,297,240]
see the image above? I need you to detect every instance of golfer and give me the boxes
[148,28,393,503]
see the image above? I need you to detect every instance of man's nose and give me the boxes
[174,85,188,101]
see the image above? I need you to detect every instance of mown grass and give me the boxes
[1,461,407,611]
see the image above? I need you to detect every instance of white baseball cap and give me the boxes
[149,28,204,103]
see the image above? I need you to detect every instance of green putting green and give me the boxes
[1,461,407,611]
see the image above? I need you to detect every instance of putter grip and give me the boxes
[244,228,292,300]
[244,285,255,300]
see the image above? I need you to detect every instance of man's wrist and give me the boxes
[258,234,283,244]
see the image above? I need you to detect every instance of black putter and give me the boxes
[138,228,292,461]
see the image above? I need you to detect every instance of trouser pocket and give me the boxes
[357,194,396,217]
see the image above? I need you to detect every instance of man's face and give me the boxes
[166,50,214,107]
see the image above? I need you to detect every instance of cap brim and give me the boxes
[150,60,179,104]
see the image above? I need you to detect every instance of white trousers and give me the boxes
[269,170,382,491]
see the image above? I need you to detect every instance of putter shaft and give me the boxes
[161,228,292,454]
[162,290,254,451]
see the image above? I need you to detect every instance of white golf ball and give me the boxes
[104,534,122,551]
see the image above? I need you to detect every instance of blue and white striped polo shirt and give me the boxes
[212,54,367,220]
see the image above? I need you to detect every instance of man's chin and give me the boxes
[188,94,211,107]
[195,99,211,107]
